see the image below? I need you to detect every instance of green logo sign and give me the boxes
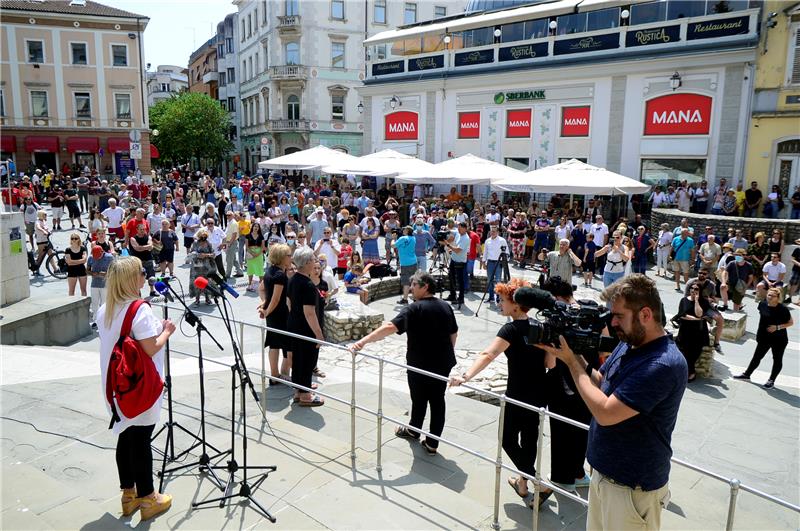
[494,90,546,104]
[493,92,505,104]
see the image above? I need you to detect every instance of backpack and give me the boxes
[105,300,164,429]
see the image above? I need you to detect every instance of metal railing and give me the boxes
[154,303,800,530]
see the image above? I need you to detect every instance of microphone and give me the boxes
[207,271,240,298]
[150,274,174,283]
[513,287,556,311]
[194,276,222,299]
[154,280,175,302]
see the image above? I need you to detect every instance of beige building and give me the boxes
[0,0,153,176]
[187,37,218,100]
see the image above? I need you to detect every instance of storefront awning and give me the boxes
[1,135,17,153]
[66,137,100,153]
[25,136,59,153]
[150,144,160,158]
[107,138,130,153]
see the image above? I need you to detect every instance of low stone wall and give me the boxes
[650,208,800,243]
[365,273,489,303]
[0,296,91,346]
[323,302,384,343]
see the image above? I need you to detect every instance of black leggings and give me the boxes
[448,261,465,302]
[744,338,788,381]
[291,338,319,391]
[407,371,447,449]
[548,387,591,484]
[116,424,155,496]
[502,400,541,478]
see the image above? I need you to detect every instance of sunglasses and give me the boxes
[70,236,80,240]
[140,267,146,276]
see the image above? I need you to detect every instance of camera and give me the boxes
[434,229,451,242]
[514,287,618,355]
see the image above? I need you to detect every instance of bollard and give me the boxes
[376,357,384,472]
[725,478,741,531]
[350,350,357,461]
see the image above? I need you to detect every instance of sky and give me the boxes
[107,0,236,70]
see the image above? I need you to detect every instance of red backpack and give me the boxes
[105,300,164,428]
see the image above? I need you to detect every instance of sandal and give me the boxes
[508,477,528,498]
[298,395,324,407]
[121,488,139,516]
[529,488,553,509]
[395,426,419,440]
[420,440,438,455]
[139,492,172,521]
[313,367,327,378]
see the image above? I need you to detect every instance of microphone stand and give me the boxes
[193,287,276,523]
[156,281,230,493]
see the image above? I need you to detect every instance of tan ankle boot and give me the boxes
[121,488,139,516]
[139,492,172,521]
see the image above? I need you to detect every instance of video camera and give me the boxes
[514,287,618,355]
[434,229,451,243]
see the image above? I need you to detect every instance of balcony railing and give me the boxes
[267,119,310,132]
[277,15,301,30]
[239,71,270,93]
[270,65,307,81]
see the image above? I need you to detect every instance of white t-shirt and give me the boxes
[591,223,609,245]
[147,213,166,235]
[97,301,164,435]
[651,191,667,208]
[762,261,786,281]
[315,239,341,268]
[103,206,125,228]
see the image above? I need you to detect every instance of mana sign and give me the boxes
[561,106,591,137]
[506,109,531,138]
[458,111,481,139]
[644,93,712,135]
[384,110,419,141]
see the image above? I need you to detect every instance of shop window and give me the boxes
[504,157,529,171]
[31,91,48,117]
[75,92,91,117]
[112,44,128,66]
[557,12,587,35]
[667,0,706,20]
[640,159,706,187]
[630,1,667,25]
[71,42,87,65]
[374,0,386,23]
[500,19,548,43]
[27,40,44,63]
[587,7,620,31]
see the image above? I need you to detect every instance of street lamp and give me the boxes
[357,101,364,114]
[152,129,159,137]
[389,95,400,109]
[443,34,451,44]
[669,71,682,91]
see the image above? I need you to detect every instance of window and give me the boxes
[790,25,800,86]
[228,96,236,111]
[160,83,170,92]
[111,44,128,66]
[227,67,236,82]
[255,52,259,73]
[242,60,247,79]
[707,1,749,14]
[241,19,246,41]
[640,159,706,187]
[254,8,258,29]
[587,7,619,31]
[71,42,87,65]
[249,99,255,125]
[453,27,493,49]
[220,71,227,86]
[374,0,386,23]
[331,94,345,120]
[27,40,44,63]
[31,91,48,117]
[286,42,300,65]
[218,43,225,58]
[331,42,345,68]
[248,57,253,79]
[0,90,5,117]
[226,37,233,53]
[557,12,587,35]
[630,1,667,25]
[247,14,252,37]
[375,44,387,60]
[220,99,227,111]
[286,0,299,16]
[434,6,447,18]
[504,157,529,171]
[331,0,344,20]
[500,19,548,42]
[404,3,417,25]
[667,0,706,19]
[115,93,131,119]
[287,94,299,120]
[263,43,269,70]
[74,92,91,117]
[263,0,267,22]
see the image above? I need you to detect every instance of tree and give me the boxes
[149,92,232,165]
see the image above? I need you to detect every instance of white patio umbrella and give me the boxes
[394,153,526,186]
[257,145,361,171]
[492,158,650,195]
[321,149,435,176]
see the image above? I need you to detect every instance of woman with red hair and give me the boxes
[450,277,555,508]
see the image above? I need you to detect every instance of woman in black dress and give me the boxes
[260,243,293,383]
[735,287,794,388]
[672,282,710,382]
[450,278,555,508]
[65,231,88,296]
[129,223,157,297]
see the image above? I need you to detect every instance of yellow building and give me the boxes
[745,1,800,209]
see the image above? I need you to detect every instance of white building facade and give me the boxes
[146,65,188,107]
[215,12,241,174]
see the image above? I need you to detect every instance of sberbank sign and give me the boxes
[494,90,546,104]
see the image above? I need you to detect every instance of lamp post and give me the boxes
[669,71,682,91]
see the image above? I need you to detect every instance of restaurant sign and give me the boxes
[498,42,549,62]
[554,33,619,55]
[454,49,494,67]
[687,15,749,40]
[408,55,444,72]
[626,25,681,47]
[372,60,404,76]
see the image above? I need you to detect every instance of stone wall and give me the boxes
[365,274,488,304]
[323,304,384,343]
[650,208,800,243]
[0,212,30,306]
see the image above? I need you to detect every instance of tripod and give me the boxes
[428,244,450,299]
[475,248,511,317]
[155,282,230,493]
[193,289,277,523]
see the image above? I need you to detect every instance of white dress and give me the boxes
[97,301,164,435]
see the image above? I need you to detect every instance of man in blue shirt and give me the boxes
[537,274,687,530]
[393,226,418,305]
[671,228,695,291]
[412,215,435,272]
[444,222,469,308]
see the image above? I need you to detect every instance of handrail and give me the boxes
[153,303,800,529]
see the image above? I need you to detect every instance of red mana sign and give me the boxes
[561,106,591,137]
[384,111,419,140]
[506,109,531,138]
[458,111,481,139]
[644,93,712,135]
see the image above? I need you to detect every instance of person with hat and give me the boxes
[308,207,328,247]
[87,244,114,328]
[722,249,754,312]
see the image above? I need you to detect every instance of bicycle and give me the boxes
[28,234,68,279]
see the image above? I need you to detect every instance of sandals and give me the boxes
[508,477,528,498]
[529,488,553,509]
[121,489,139,516]
[298,395,324,407]
[395,426,419,440]
[139,492,172,521]
[313,367,327,378]
[420,440,438,455]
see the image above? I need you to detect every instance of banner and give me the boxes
[506,109,531,138]
[454,49,494,67]
[458,112,481,139]
[561,106,590,137]
[644,93,712,135]
[384,111,419,141]
[687,15,749,40]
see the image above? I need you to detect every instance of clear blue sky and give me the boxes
[107,0,235,70]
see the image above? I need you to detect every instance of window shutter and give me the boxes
[792,26,800,85]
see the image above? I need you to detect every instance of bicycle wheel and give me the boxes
[45,251,68,279]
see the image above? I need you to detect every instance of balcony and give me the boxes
[239,70,270,93]
[277,15,301,34]
[270,65,307,81]
[268,119,310,132]
[202,71,219,84]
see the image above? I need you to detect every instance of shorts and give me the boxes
[51,207,63,220]
[25,222,35,236]
[108,226,124,239]
[704,307,721,321]
[672,260,690,274]
[790,269,800,287]
[335,266,347,275]
[582,260,595,274]
[730,287,745,305]
[159,249,175,263]
[757,279,783,289]
[399,264,417,286]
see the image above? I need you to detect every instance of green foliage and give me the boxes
[149,92,232,163]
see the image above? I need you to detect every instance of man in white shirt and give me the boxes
[180,206,201,249]
[591,215,609,246]
[223,211,243,278]
[650,186,667,208]
[756,253,786,301]
[482,225,509,304]
[359,206,381,232]
[102,198,126,242]
[314,226,341,269]
[147,204,166,236]
[204,218,227,279]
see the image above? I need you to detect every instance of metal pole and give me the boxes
[260,327,267,412]
[491,399,507,531]
[725,478,741,531]
[376,357,384,472]
[532,407,547,531]
[350,350,357,461]
[239,321,246,415]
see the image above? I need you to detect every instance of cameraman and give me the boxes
[537,274,687,530]
[483,226,509,304]
[444,223,469,308]
[450,278,555,508]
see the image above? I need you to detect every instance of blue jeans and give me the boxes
[416,254,428,272]
[791,207,800,220]
[486,260,501,301]
[464,259,475,292]
[603,270,625,288]
[711,207,724,216]
[763,202,777,219]
[744,207,758,218]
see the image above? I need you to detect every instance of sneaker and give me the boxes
[714,343,722,353]
[574,474,591,488]
[733,373,750,380]
[718,305,729,312]
[397,298,408,305]
[763,380,775,389]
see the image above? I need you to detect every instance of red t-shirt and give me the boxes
[125,218,149,238]
[338,244,352,269]
[468,231,481,260]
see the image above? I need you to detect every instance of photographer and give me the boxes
[444,223,469,309]
[537,274,687,530]
[483,226,509,304]
[450,278,555,508]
